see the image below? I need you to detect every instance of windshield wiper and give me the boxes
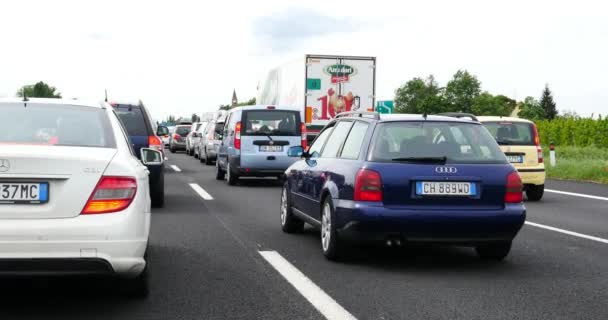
[391,156,447,164]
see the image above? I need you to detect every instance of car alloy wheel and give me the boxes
[280,187,288,226]
[321,202,332,252]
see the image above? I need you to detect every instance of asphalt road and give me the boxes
[1,152,606,320]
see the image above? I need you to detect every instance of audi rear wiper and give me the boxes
[391,156,447,164]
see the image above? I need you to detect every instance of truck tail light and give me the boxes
[301,123,307,150]
[235,121,241,150]
[82,176,137,214]
[354,169,383,202]
[505,172,523,203]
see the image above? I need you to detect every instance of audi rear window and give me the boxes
[242,110,301,136]
[482,122,535,146]
[113,104,149,136]
[0,103,116,148]
[369,121,507,164]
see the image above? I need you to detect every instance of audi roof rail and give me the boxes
[335,111,380,120]
[437,112,479,122]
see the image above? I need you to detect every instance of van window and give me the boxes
[370,121,507,164]
[241,110,301,136]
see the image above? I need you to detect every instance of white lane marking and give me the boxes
[170,165,181,172]
[188,183,214,200]
[526,221,608,244]
[545,189,608,201]
[259,251,357,320]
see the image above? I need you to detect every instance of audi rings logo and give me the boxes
[435,166,457,174]
[0,159,10,173]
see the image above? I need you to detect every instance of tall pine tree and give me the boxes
[540,84,557,120]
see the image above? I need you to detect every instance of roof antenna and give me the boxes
[104,89,108,102]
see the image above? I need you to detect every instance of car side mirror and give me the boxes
[288,146,304,157]
[141,148,163,165]
[157,126,169,136]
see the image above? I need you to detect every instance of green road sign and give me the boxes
[306,78,321,90]
[376,100,394,114]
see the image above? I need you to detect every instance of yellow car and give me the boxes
[478,116,545,201]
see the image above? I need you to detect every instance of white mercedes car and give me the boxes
[0,98,160,297]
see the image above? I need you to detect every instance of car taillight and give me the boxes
[505,172,523,203]
[532,124,543,163]
[82,176,137,214]
[235,121,241,150]
[173,134,181,141]
[354,169,383,202]
[148,136,162,151]
[301,123,307,150]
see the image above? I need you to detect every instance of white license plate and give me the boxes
[416,181,476,196]
[260,145,283,152]
[0,183,49,204]
[506,155,523,163]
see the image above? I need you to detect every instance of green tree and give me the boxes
[394,75,445,114]
[17,81,62,98]
[540,84,557,120]
[191,113,199,122]
[517,96,545,120]
[444,70,481,113]
[219,97,256,110]
[472,93,517,116]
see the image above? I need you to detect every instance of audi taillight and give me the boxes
[82,176,137,214]
[235,121,242,149]
[532,124,543,163]
[354,169,383,202]
[301,123,307,150]
[505,172,523,203]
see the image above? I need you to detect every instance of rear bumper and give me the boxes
[334,201,526,245]
[0,205,150,277]
[171,142,186,150]
[517,168,546,186]
[230,156,291,177]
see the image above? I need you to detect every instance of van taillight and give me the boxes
[505,172,523,203]
[148,136,162,151]
[301,123,307,150]
[235,121,242,149]
[82,176,137,214]
[354,169,383,202]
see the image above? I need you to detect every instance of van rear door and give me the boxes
[240,109,302,170]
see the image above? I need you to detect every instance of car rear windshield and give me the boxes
[482,121,535,146]
[369,121,507,164]
[242,110,301,136]
[175,126,191,136]
[0,103,116,148]
[113,104,149,136]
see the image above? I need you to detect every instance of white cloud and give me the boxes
[0,0,606,119]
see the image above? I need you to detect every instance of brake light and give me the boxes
[82,176,137,214]
[173,134,181,141]
[505,172,523,203]
[301,123,307,150]
[532,124,543,163]
[354,169,383,202]
[235,121,241,149]
[148,136,162,151]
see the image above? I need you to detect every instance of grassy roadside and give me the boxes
[543,146,608,184]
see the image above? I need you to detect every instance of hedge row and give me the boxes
[536,117,608,148]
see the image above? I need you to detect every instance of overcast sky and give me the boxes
[1,0,607,119]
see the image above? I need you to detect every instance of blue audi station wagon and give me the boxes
[281,112,526,261]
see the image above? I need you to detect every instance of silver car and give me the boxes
[197,120,225,165]
[169,125,191,153]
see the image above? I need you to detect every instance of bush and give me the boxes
[536,117,608,148]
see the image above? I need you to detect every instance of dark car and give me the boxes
[281,112,526,261]
[112,101,166,208]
